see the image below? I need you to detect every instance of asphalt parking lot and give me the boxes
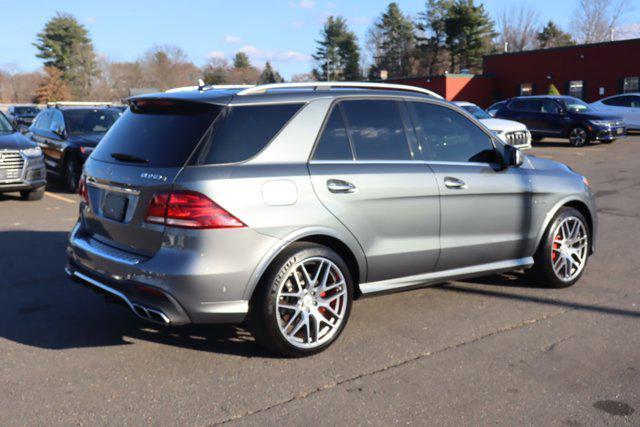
[1,135,639,425]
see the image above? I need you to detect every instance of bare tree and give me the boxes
[497,5,540,52]
[571,0,628,43]
[291,73,315,82]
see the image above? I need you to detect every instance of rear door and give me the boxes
[407,100,533,271]
[309,99,440,282]
[82,99,223,256]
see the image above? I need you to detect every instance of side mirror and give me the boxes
[54,127,66,139]
[556,108,565,115]
[503,144,523,168]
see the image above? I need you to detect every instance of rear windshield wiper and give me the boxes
[110,152,150,164]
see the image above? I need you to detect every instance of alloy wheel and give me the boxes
[569,127,587,146]
[551,216,589,282]
[275,257,348,349]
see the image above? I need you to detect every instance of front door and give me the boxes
[407,100,533,272]
[309,99,441,283]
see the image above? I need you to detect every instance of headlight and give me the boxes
[590,120,612,127]
[21,146,42,157]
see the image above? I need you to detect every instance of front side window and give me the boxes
[409,102,497,163]
[340,99,411,161]
[540,100,562,114]
[520,83,533,96]
[603,95,640,108]
[0,113,13,133]
[568,81,584,99]
[34,111,52,131]
[623,77,639,93]
[313,106,353,161]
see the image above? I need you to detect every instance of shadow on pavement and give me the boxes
[0,230,273,358]
[434,274,640,319]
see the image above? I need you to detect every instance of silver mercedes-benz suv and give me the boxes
[66,82,597,357]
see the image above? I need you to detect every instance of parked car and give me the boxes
[65,83,597,357]
[5,105,41,129]
[590,93,640,130]
[28,104,120,192]
[0,111,46,200]
[454,101,531,149]
[494,95,625,147]
[487,100,506,117]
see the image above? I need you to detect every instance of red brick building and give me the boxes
[389,38,640,108]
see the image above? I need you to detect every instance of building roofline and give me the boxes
[386,73,489,81]
[484,37,640,59]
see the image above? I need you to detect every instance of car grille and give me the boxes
[0,151,25,182]
[505,131,530,147]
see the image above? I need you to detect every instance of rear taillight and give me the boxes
[79,176,89,204]
[145,191,245,229]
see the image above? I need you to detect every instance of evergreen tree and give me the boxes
[34,67,71,103]
[444,0,495,73]
[415,0,453,76]
[312,16,361,81]
[233,52,251,69]
[367,2,415,79]
[548,83,561,95]
[537,21,575,49]
[259,61,284,84]
[33,12,98,98]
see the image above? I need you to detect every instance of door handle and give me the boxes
[444,176,467,189]
[327,179,356,193]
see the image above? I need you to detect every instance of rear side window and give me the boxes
[92,100,222,167]
[603,96,640,107]
[409,102,497,163]
[198,103,303,164]
[313,106,353,160]
[340,99,411,161]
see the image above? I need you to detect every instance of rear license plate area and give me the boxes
[103,192,128,222]
[616,128,624,135]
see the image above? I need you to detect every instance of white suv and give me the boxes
[455,101,531,149]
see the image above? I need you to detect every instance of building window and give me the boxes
[623,77,639,93]
[519,83,533,96]
[569,80,584,99]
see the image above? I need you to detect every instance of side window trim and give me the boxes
[337,103,356,161]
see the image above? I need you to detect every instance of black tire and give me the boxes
[568,126,590,147]
[529,207,590,288]
[601,138,615,144]
[248,242,354,357]
[63,155,81,193]
[20,187,45,201]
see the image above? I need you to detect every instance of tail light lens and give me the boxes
[79,176,89,204]
[145,191,246,229]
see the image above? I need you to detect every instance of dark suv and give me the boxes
[494,95,625,147]
[6,105,41,129]
[29,106,120,192]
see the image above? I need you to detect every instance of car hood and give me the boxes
[526,154,574,174]
[0,131,37,151]
[479,118,527,132]
[69,133,104,146]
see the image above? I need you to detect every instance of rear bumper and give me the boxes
[66,221,280,325]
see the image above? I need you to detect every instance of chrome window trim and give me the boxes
[309,159,500,167]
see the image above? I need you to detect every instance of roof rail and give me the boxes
[236,82,443,99]
[165,84,254,93]
[47,101,113,108]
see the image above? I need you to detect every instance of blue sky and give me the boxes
[1,0,638,79]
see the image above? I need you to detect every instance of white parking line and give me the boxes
[45,192,76,204]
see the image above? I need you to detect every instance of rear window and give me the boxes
[92,100,222,167]
[195,103,303,164]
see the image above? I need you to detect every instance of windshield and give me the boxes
[64,109,120,135]
[562,97,592,113]
[461,105,492,120]
[14,106,40,115]
[0,113,14,133]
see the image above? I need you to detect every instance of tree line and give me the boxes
[0,0,631,103]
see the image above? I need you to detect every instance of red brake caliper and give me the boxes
[552,234,561,261]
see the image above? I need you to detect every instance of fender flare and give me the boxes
[533,195,596,253]
[242,226,367,301]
